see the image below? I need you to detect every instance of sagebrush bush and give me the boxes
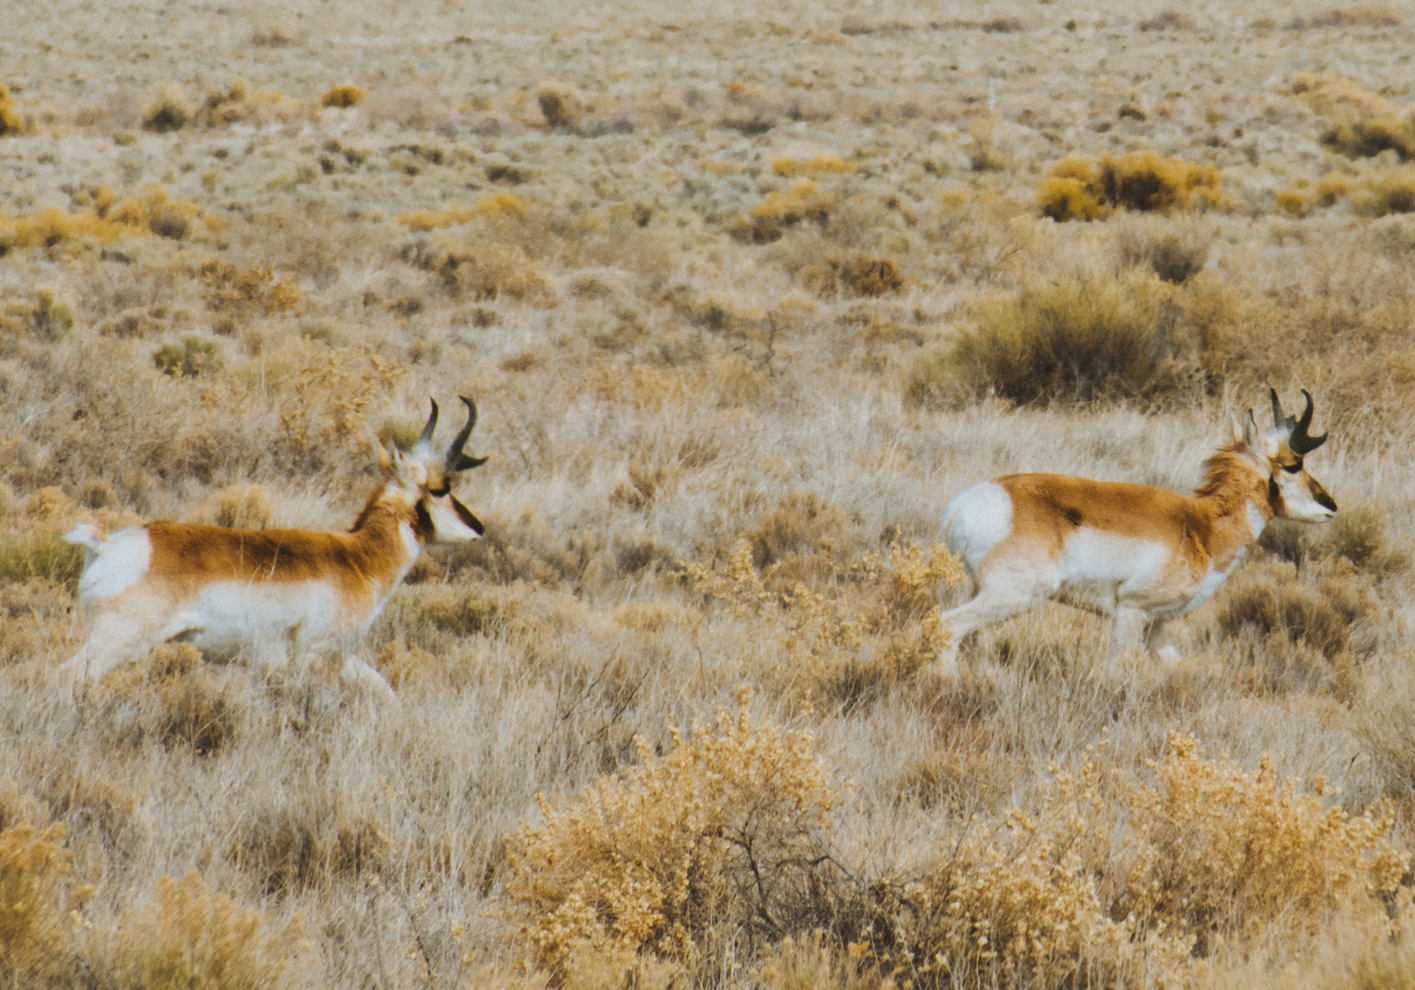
[536,80,583,130]
[1350,166,1415,216]
[1116,218,1214,283]
[2,287,75,339]
[94,644,242,757]
[904,269,1196,407]
[199,259,300,314]
[141,84,192,132]
[772,155,855,177]
[1040,152,1223,220]
[435,244,552,302]
[153,335,222,378]
[505,691,838,975]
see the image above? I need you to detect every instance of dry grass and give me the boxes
[3,0,1415,986]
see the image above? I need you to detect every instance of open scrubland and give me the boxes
[9,0,1415,986]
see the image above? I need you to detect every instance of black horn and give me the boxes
[418,398,439,449]
[1290,389,1328,454]
[446,395,488,471]
[1270,388,1327,454]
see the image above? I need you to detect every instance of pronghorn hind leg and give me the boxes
[936,572,1054,678]
[57,612,161,684]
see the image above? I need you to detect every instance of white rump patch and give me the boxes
[944,481,1014,576]
[74,526,152,602]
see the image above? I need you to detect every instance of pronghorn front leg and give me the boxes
[339,654,399,704]
[1144,617,1181,665]
[1106,607,1149,672]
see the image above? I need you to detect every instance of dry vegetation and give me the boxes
[5,0,1415,986]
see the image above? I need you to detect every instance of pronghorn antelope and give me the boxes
[938,390,1336,676]
[57,397,488,697]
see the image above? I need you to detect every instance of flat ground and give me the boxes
[5,2,1415,987]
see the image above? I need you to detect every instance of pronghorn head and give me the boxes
[1237,388,1337,523]
[376,396,487,543]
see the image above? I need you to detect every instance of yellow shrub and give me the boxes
[98,870,304,990]
[505,691,838,971]
[0,822,91,987]
[732,181,837,243]
[1040,152,1223,220]
[772,154,856,177]
[536,80,583,130]
[320,84,366,109]
[0,83,24,136]
[1351,165,1415,215]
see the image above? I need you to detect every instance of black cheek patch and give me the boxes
[450,494,485,535]
[1268,475,1287,517]
[413,501,436,542]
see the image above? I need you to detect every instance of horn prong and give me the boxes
[445,395,485,471]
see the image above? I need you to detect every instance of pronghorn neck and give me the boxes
[348,483,426,585]
[1194,443,1274,544]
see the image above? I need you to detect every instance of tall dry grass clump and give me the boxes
[1040,152,1223,221]
[505,691,838,977]
[905,269,1195,407]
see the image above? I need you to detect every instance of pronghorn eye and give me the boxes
[428,484,450,497]
[1281,462,1302,474]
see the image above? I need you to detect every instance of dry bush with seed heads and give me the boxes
[0,821,92,988]
[198,259,301,315]
[505,691,838,974]
[93,870,305,989]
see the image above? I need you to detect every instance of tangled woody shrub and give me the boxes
[1040,152,1223,221]
[505,691,838,975]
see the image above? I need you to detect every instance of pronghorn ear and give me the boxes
[374,437,394,477]
[1242,409,1260,449]
[1230,415,1244,446]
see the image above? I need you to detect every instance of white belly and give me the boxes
[171,580,349,654]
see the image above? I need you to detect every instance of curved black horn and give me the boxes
[446,395,488,471]
[1290,389,1328,454]
[418,398,439,449]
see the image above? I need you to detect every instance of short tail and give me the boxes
[64,523,108,553]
